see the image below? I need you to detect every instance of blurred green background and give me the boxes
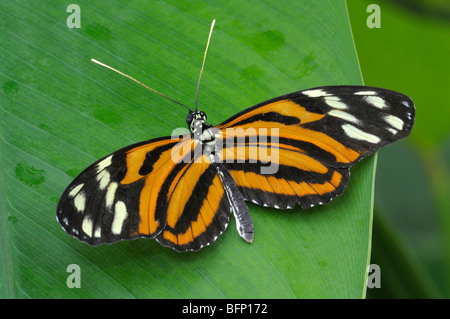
[347,0,450,298]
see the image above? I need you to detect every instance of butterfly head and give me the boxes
[186,110,208,134]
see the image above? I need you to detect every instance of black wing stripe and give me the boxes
[228,111,301,127]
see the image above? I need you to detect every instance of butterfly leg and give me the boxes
[208,154,254,243]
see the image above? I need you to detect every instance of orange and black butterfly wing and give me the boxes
[155,153,233,251]
[57,137,233,251]
[57,136,188,245]
[216,85,415,209]
[220,162,350,210]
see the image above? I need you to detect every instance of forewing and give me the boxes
[57,136,189,245]
[217,85,415,166]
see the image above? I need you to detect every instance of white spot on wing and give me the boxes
[324,96,348,109]
[105,182,118,208]
[98,171,110,190]
[364,96,387,109]
[69,184,84,197]
[384,115,404,130]
[354,90,377,95]
[401,100,411,107]
[328,110,360,124]
[303,89,330,97]
[82,216,93,237]
[74,192,86,213]
[112,201,128,235]
[342,124,381,144]
[94,226,101,238]
[387,128,397,135]
[96,155,112,173]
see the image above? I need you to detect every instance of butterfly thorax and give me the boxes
[187,110,215,140]
[186,111,206,132]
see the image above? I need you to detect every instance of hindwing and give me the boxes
[155,153,232,251]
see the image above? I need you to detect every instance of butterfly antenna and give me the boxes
[195,19,216,112]
[90,58,192,112]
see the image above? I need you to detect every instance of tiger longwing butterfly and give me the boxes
[57,20,415,252]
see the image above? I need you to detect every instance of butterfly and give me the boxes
[57,21,415,252]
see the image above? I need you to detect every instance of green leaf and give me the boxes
[0,0,371,298]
